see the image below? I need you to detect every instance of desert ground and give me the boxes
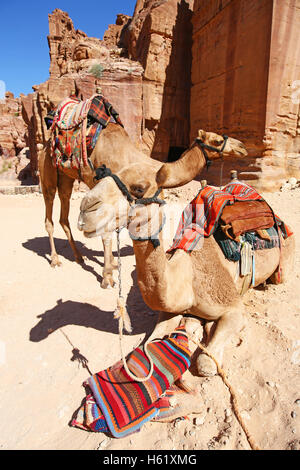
[0,181,299,451]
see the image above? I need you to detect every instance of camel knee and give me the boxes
[45,218,54,234]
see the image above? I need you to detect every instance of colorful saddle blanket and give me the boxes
[168,182,293,254]
[71,327,191,438]
[49,94,122,170]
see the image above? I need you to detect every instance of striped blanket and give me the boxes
[168,182,293,253]
[71,327,191,437]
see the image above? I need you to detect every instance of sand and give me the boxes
[0,182,299,451]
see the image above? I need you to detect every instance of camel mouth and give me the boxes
[83,230,98,238]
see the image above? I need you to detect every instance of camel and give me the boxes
[77,129,295,377]
[39,122,162,288]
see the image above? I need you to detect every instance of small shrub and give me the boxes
[89,63,104,79]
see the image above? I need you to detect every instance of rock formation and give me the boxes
[0,92,26,159]
[0,0,299,189]
[123,0,194,161]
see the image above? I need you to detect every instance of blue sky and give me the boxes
[0,0,136,98]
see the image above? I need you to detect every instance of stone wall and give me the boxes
[190,0,300,190]
[263,0,300,183]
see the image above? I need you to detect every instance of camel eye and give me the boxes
[130,185,147,198]
[212,139,223,147]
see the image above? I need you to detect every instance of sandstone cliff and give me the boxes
[0,0,299,189]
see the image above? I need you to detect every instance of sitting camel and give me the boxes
[77,129,295,377]
[39,122,162,288]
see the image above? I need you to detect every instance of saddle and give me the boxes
[220,200,275,242]
[47,94,123,170]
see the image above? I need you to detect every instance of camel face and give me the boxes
[78,177,130,238]
[197,130,248,159]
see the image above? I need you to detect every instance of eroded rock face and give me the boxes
[191,0,300,190]
[21,8,144,179]
[124,0,194,161]
[0,92,26,159]
[20,2,195,179]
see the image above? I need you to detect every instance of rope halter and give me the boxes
[195,134,228,170]
[94,164,166,248]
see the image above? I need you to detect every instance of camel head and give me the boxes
[196,130,248,160]
[78,130,247,237]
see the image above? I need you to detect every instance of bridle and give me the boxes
[93,164,166,247]
[195,134,228,170]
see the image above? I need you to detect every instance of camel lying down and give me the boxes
[77,130,295,377]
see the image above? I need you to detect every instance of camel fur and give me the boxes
[77,130,295,376]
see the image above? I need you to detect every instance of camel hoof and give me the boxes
[196,353,217,377]
[51,257,62,268]
[101,277,115,289]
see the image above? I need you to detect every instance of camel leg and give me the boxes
[39,147,61,267]
[101,234,116,289]
[196,306,245,377]
[57,172,84,265]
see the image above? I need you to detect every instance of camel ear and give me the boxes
[197,129,206,141]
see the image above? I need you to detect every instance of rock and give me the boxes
[287,440,300,450]
[194,416,206,426]
[288,177,298,188]
[280,182,292,191]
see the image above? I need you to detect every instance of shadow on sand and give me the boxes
[22,236,134,284]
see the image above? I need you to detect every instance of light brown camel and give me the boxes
[39,122,162,288]
[77,129,295,377]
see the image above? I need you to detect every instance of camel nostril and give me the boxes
[78,218,85,230]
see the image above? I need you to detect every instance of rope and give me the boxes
[188,336,260,451]
[114,229,155,383]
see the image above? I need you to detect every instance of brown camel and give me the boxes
[39,122,162,288]
[77,129,295,377]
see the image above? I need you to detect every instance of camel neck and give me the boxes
[132,230,194,314]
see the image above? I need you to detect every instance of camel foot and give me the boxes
[101,275,115,289]
[154,389,203,423]
[175,377,198,394]
[181,316,203,354]
[50,255,62,268]
[196,353,217,377]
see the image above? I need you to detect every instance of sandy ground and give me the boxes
[0,182,299,451]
